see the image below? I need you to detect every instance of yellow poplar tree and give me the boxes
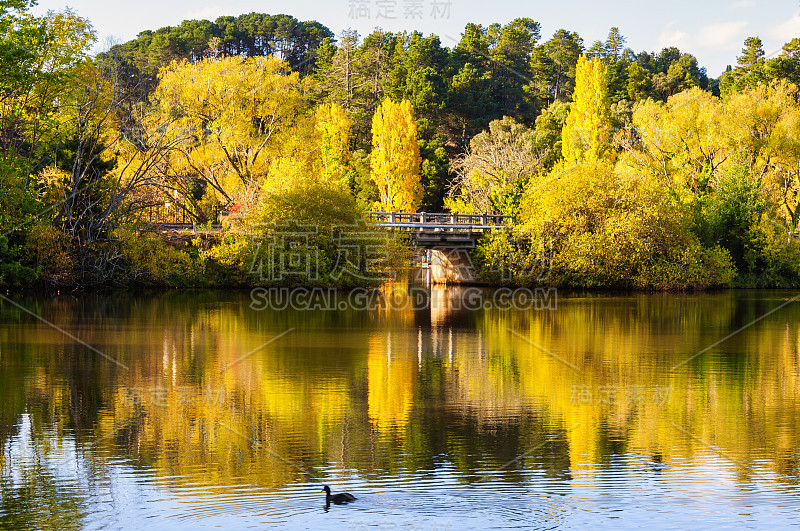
[315,103,352,185]
[562,55,612,162]
[370,99,422,211]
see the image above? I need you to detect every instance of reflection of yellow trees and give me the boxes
[367,333,416,432]
[373,282,418,327]
[3,290,800,492]
[93,327,359,488]
[470,292,800,476]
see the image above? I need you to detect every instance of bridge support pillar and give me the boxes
[429,249,478,284]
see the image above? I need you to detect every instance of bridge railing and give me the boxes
[151,212,511,234]
[370,211,510,230]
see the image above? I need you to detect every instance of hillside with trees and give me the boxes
[2,1,800,288]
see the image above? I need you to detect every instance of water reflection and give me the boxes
[1,288,799,528]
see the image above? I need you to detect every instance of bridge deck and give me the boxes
[370,212,510,231]
[370,211,510,248]
[151,212,508,244]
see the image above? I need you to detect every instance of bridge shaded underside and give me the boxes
[371,212,509,251]
[411,230,482,249]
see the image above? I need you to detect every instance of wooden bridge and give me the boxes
[369,211,510,248]
[154,212,508,284]
[156,212,510,247]
[370,211,511,284]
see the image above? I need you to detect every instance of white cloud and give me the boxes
[695,21,748,49]
[655,20,747,58]
[657,23,691,50]
[653,20,750,75]
[769,14,800,42]
[183,6,226,21]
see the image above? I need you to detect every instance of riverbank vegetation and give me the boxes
[1,1,800,288]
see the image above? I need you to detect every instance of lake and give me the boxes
[1,287,799,529]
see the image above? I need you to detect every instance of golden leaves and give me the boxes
[153,56,305,203]
[315,103,352,185]
[562,56,612,163]
[370,99,422,212]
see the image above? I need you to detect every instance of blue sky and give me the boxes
[32,0,800,77]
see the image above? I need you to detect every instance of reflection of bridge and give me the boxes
[370,211,510,248]
[371,212,511,285]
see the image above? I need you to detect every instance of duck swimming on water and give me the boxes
[323,485,357,504]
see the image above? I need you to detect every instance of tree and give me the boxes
[313,29,406,149]
[781,38,800,60]
[447,62,496,146]
[451,23,493,71]
[720,37,770,94]
[533,100,570,169]
[489,17,541,117]
[41,54,192,284]
[0,0,46,102]
[626,62,654,101]
[765,38,800,86]
[0,4,109,285]
[724,82,800,240]
[617,87,726,194]
[313,30,360,113]
[562,56,612,162]
[446,19,543,143]
[370,99,421,211]
[520,158,735,288]
[0,1,48,165]
[397,33,447,130]
[605,27,626,62]
[17,9,96,170]
[529,29,583,106]
[357,30,404,117]
[403,32,448,74]
[545,30,583,101]
[315,103,351,185]
[447,116,545,216]
[403,66,445,123]
[418,137,449,211]
[586,40,606,60]
[101,13,333,80]
[738,37,765,68]
[154,55,305,207]
[653,47,682,73]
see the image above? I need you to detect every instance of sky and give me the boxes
[31,0,800,77]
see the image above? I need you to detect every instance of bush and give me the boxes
[117,231,204,287]
[27,225,74,286]
[513,159,739,289]
[231,179,397,287]
[0,236,37,286]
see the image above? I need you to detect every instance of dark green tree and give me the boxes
[489,17,541,118]
[605,27,626,62]
[530,29,583,103]
[738,36,765,68]
[765,38,800,85]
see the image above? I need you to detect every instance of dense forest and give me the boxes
[2,1,800,288]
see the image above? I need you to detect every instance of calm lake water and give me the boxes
[1,287,799,529]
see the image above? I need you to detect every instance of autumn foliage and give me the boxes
[561,56,612,162]
[4,6,800,288]
[370,99,422,211]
